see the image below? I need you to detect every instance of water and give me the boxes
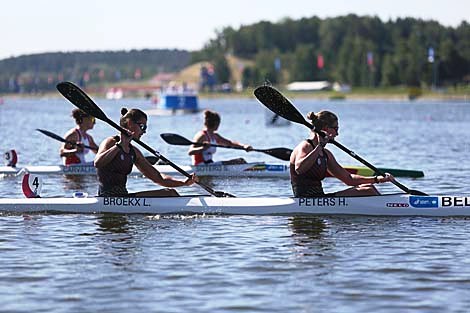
[1,96,470,312]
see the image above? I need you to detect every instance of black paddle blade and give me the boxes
[214,190,236,198]
[409,190,428,196]
[262,148,292,161]
[254,85,312,129]
[56,82,108,121]
[36,129,67,143]
[160,133,193,146]
[144,156,159,165]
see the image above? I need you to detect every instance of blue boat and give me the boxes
[157,91,199,113]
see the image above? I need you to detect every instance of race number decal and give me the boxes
[4,149,18,167]
[22,173,43,198]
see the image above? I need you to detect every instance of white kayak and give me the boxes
[0,162,424,178]
[0,194,468,216]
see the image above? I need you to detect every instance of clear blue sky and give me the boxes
[1,0,468,60]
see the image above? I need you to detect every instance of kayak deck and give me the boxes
[0,194,468,216]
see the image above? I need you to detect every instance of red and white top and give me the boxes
[192,130,217,165]
[62,128,93,165]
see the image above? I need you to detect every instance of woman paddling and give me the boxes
[94,108,196,197]
[188,110,253,165]
[60,109,99,165]
[290,110,394,197]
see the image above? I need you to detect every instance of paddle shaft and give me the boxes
[37,129,95,150]
[160,133,292,161]
[192,141,275,153]
[330,138,419,194]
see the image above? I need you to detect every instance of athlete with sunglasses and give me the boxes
[60,109,99,165]
[290,110,394,197]
[94,108,197,197]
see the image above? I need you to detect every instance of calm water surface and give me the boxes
[1,96,470,312]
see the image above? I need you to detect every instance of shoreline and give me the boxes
[1,90,469,102]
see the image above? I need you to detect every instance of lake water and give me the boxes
[1,95,470,312]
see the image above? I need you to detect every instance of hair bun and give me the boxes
[120,108,128,116]
[306,111,317,122]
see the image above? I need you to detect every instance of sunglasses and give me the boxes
[136,122,147,132]
[329,125,339,132]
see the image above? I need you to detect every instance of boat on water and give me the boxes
[0,162,424,178]
[0,194,468,216]
[147,88,199,115]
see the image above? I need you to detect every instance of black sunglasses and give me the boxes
[136,122,147,132]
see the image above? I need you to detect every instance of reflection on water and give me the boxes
[96,214,131,235]
[61,175,98,192]
[288,216,328,241]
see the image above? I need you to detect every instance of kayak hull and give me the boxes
[0,194,468,216]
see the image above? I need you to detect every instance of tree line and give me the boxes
[0,49,190,93]
[193,14,469,88]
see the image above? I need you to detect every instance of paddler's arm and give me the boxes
[293,141,323,174]
[94,137,122,168]
[134,148,197,187]
[87,135,99,153]
[60,131,82,157]
[188,132,209,155]
[214,133,252,151]
[325,150,394,185]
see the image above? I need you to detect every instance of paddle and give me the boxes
[160,133,292,161]
[254,85,427,196]
[56,81,234,198]
[36,128,160,165]
[36,128,96,150]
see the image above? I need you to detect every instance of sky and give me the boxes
[1,0,468,60]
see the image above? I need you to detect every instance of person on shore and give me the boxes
[290,110,394,197]
[188,110,253,165]
[94,108,197,197]
[60,109,99,165]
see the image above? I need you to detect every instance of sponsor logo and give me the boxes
[386,203,409,207]
[409,196,439,208]
[299,197,348,207]
[103,197,150,207]
[265,164,287,172]
[442,197,470,207]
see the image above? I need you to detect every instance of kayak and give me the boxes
[0,194,468,216]
[0,162,424,178]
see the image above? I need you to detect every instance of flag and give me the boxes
[317,54,324,69]
[428,47,435,63]
[367,52,374,67]
[274,58,281,71]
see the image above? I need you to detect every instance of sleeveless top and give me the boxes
[63,128,92,165]
[97,136,136,196]
[290,139,329,197]
[192,130,217,165]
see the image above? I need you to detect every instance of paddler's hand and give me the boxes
[201,141,211,150]
[183,173,198,186]
[75,142,85,153]
[319,135,329,147]
[375,173,395,184]
[244,145,253,152]
[120,130,134,145]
